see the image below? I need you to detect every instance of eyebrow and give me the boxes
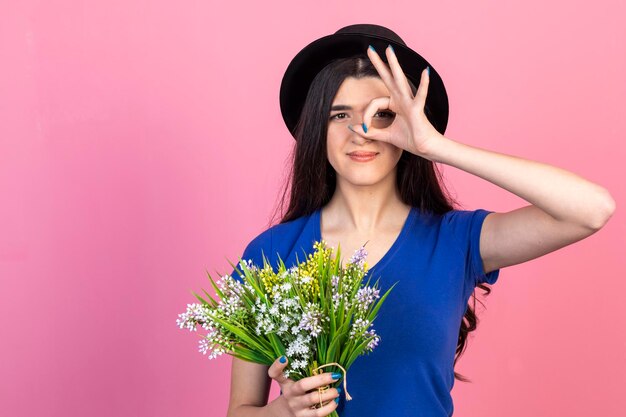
[330,104,354,111]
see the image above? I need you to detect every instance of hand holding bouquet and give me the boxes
[177,240,397,416]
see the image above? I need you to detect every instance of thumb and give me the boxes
[267,355,291,387]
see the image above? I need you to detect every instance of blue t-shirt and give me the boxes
[229,206,500,417]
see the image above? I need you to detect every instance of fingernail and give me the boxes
[388,44,394,53]
[335,397,339,404]
[362,123,368,133]
[331,372,342,380]
[279,356,286,363]
[368,44,375,52]
[337,387,342,394]
[426,66,430,76]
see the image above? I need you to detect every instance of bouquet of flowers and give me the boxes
[176,239,396,415]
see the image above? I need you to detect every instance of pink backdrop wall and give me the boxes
[1,1,624,416]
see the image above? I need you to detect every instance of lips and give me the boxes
[348,151,378,162]
[347,151,379,156]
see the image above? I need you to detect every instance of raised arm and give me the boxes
[424,137,616,274]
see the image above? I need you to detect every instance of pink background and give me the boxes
[1,1,624,416]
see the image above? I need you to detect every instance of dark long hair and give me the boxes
[267,54,493,383]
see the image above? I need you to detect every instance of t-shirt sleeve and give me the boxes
[227,228,273,284]
[444,208,501,287]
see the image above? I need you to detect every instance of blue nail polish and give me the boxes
[362,123,368,133]
[279,356,286,363]
[426,66,430,76]
[337,387,342,394]
[331,372,342,380]
[368,44,375,52]
[388,44,394,53]
[335,397,339,404]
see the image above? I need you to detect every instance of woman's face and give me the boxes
[327,76,403,187]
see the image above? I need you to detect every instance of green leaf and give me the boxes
[267,332,285,358]
[209,314,272,355]
[326,330,347,363]
[232,344,273,365]
[205,269,225,300]
[191,290,218,309]
[367,281,399,322]
[345,336,373,369]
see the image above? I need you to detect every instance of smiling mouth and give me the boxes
[347,153,378,162]
[347,152,379,157]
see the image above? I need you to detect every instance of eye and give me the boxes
[329,111,395,121]
[329,113,348,120]
[375,110,395,118]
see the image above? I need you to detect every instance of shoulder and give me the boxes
[412,207,491,227]
[438,208,493,243]
[441,208,493,223]
[240,211,314,266]
[440,208,500,285]
[240,227,272,262]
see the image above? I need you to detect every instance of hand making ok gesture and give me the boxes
[348,44,445,158]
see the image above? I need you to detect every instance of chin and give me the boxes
[340,172,386,186]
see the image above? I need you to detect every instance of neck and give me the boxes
[323,174,409,234]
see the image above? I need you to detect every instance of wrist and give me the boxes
[419,133,454,163]
[266,394,290,417]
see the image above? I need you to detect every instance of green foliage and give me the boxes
[179,240,394,388]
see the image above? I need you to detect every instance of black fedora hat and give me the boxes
[279,23,449,140]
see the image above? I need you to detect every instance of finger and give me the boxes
[414,67,430,110]
[292,372,341,396]
[305,389,341,415]
[366,45,400,97]
[362,96,391,131]
[385,44,414,99]
[304,386,341,410]
[348,121,393,145]
[267,356,291,386]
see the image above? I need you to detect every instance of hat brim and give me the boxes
[279,32,449,138]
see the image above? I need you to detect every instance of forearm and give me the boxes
[423,136,615,228]
[228,405,272,417]
[228,396,288,417]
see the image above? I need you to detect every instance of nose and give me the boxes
[348,123,373,144]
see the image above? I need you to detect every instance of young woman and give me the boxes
[225,24,615,417]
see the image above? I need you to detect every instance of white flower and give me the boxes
[176,303,211,331]
[286,334,311,357]
[291,359,308,370]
